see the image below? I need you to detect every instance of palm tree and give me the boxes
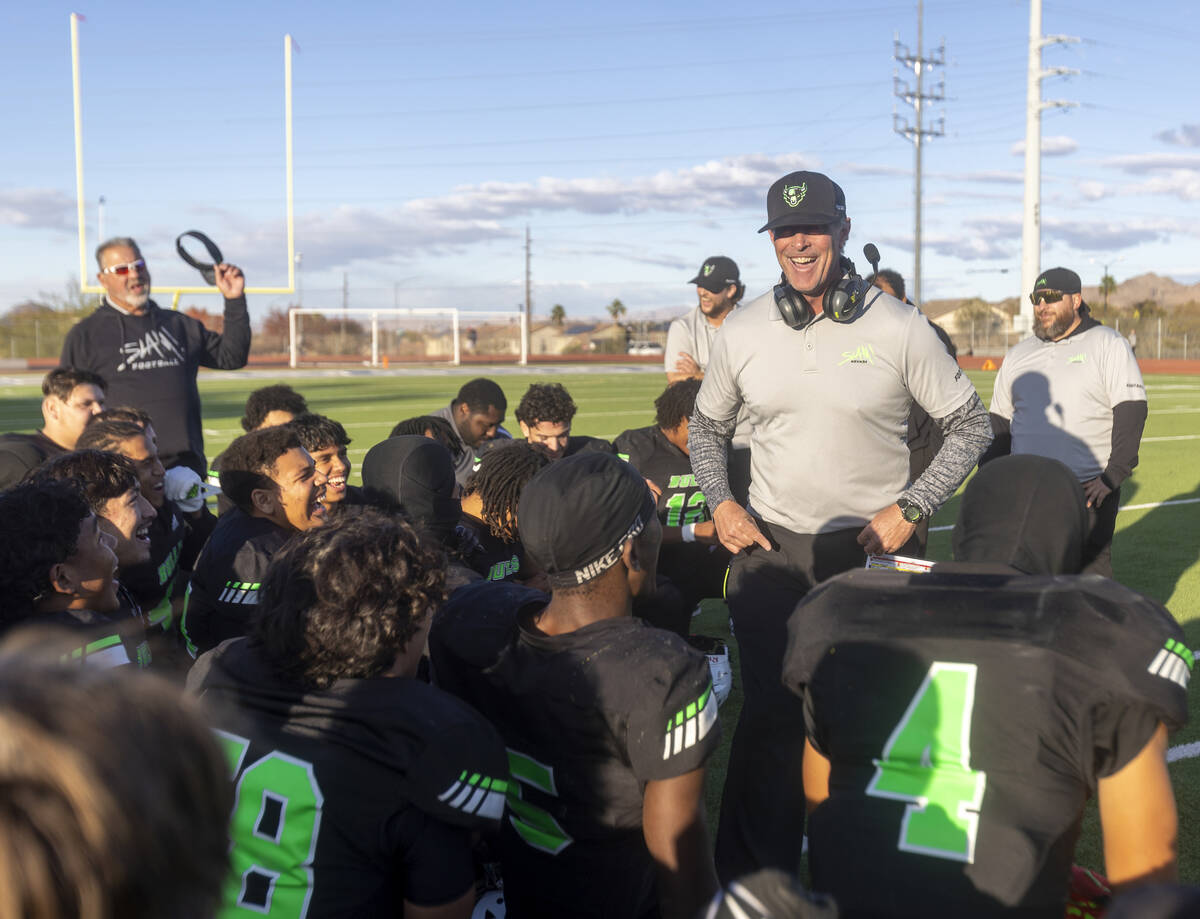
[550,304,566,327]
[606,298,627,322]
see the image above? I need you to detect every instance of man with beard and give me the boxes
[980,267,1146,576]
[61,236,251,475]
[666,256,745,383]
[182,427,327,658]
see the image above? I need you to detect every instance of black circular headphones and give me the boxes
[175,230,225,285]
[773,256,876,330]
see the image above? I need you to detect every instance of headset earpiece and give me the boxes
[822,256,873,323]
[773,282,814,330]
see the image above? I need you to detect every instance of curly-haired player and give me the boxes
[189,508,509,917]
[514,382,612,461]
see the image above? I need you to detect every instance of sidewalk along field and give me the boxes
[1,367,1198,881]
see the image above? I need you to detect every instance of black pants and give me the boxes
[715,522,888,884]
[1082,485,1121,577]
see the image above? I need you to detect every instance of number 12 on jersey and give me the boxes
[865,662,987,863]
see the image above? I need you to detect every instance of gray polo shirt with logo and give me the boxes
[989,324,1146,481]
[694,288,977,534]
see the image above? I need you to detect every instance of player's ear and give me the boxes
[43,396,60,424]
[250,485,278,517]
[621,537,641,573]
[48,561,76,596]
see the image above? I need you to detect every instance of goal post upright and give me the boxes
[70,15,295,305]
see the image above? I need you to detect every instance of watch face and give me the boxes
[900,501,922,523]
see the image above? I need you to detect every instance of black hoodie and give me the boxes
[61,296,251,473]
[950,453,1087,575]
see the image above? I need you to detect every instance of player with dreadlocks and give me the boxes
[390,415,466,463]
[459,441,549,583]
[615,379,731,632]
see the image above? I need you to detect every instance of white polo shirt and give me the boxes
[990,323,1146,481]
[695,288,976,534]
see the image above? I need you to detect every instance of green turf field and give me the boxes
[2,365,1198,881]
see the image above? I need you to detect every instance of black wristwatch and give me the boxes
[897,497,925,524]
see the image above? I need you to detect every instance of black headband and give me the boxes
[175,230,224,285]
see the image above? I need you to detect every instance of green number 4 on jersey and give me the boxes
[865,661,987,863]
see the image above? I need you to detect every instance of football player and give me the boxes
[615,378,732,628]
[287,412,362,510]
[458,441,549,584]
[361,435,480,591]
[786,454,1187,915]
[190,508,508,917]
[181,427,327,658]
[429,452,720,919]
[77,417,187,649]
[513,382,613,461]
[0,479,148,668]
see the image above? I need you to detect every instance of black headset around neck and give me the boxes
[773,255,876,330]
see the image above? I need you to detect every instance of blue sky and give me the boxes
[3,0,1197,322]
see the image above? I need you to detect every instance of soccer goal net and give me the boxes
[287,308,528,368]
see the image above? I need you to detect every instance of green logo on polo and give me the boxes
[838,344,876,366]
[1068,353,1087,364]
[783,182,807,207]
[703,264,715,277]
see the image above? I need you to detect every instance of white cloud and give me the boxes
[1077,181,1108,201]
[222,153,827,272]
[1099,152,1200,173]
[1155,124,1200,147]
[1009,135,1078,156]
[0,188,75,231]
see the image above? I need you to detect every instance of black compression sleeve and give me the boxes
[1102,400,1148,488]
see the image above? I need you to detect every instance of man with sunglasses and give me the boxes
[61,237,252,477]
[979,267,1147,577]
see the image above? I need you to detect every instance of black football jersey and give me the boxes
[783,566,1190,919]
[458,513,525,582]
[429,579,719,918]
[28,605,153,670]
[189,638,509,917]
[181,508,290,658]
[119,498,187,635]
[615,425,729,607]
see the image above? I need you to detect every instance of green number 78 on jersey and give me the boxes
[865,662,987,863]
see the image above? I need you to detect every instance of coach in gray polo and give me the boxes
[979,266,1146,577]
[689,170,992,883]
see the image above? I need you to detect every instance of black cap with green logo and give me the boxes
[758,170,846,233]
[688,256,740,293]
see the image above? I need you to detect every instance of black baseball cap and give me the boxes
[758,171,847,233]
[518,452,656,590]
[689,256,740,293]
[1033,267,1081,296]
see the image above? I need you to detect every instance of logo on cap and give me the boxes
[703,263,715,277]
[783,182,807,207]
[1037,278,1048,287]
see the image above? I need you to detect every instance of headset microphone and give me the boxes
[863,243,881,278]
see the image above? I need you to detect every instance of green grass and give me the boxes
[3,365,1199,881]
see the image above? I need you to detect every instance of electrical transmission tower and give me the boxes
[1019,0,1078,334]
[893,0,944,307]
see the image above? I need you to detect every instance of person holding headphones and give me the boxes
[688,170,993,884]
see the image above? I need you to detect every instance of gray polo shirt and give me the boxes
[665,308,720,376]
[695,288,976,534]
[990,324,1146,481]
[665,305,752,447]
